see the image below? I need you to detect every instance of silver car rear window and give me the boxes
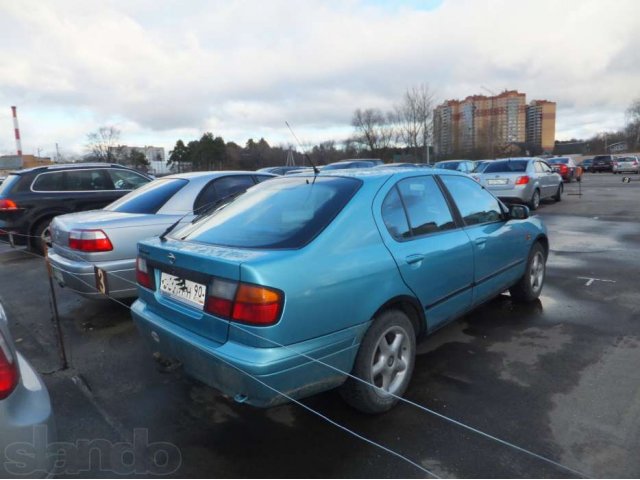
[483,160,528,173]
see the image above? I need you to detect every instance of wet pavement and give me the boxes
[1,172,639,478]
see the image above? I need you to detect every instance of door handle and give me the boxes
[405,254,424,265]
[475,238,487,247]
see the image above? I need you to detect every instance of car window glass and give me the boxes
[541,162,552,172]
[32,172,66,191]
[381,186,411,240]
[254,175,274,183]
[105,178,189,214]
[441,175,503,226]
[396,176,455,236]
[194,175,255,211]
[177,176,361,249]
[108,169,150,190]
[483,160,528,173]
[64,169,114,191]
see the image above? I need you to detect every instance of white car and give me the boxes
[612,156,639,174]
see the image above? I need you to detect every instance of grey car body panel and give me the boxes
[0,303,56,478]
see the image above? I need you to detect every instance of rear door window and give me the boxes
[105,178,189,214]
[381,187,411,241]
[64,169,114,191]
[31,172,66,191]
[440,175,503,226]
[395,176,456,237]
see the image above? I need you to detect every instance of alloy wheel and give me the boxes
[370,326,411,396]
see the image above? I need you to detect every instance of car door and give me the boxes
[375,175,474,331]
[62,168,119,211]
[540,161,559,197]
[439,174,527,305]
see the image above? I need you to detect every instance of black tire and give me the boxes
[29,218,51,255]
[509,243,546,303]
[528,189,540,211]
[554,182,563,202]
[340,309,416,414]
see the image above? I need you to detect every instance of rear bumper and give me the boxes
[131,299,368,407]
[486,185,531,203]
[47,250,137,299]
[0,353,57,478]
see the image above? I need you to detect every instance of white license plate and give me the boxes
[159,272,207,308]
[487,179,508,185]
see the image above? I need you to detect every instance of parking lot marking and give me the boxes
[578,276,616,287]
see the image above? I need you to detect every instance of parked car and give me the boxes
[47,171,274,300]
[0,164,152,254]
[434,160,476,174]
[591,155,616,173]
[0,301,56,477]
[256,166,303,176]
[612,156,639,174]
[131,169,548,413]
[0,176,6,185]
[476,158,562,210]
[546,157,582,182]
[581,158,593,171]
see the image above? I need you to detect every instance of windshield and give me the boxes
[473,162,489,172]
[105,178,189,214]
[483,160,529,173]
[0,174,20,195]
[174,176,362,249]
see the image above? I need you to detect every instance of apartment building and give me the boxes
[434,90,554,157]
[525,100,556,153]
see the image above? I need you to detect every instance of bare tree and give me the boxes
[351,108,394,157]
[86,126,121,162]
[394,84,435,163]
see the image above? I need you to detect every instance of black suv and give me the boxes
[590,155,616,173]
[0,163,151,252]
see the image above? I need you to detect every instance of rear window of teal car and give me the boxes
[174,176,362,249]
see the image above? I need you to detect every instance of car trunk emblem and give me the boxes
[167,253,176,264]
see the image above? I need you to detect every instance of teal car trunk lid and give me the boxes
[138,237,269,345]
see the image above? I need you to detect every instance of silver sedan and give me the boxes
[47,171,274,299]
[476,158,563,210]
[0,302,56,478]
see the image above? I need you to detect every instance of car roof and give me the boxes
[11,163,141,175]
[304,165,467,181]
[163,170,274,180]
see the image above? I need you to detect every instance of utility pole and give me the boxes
[55,143,61,163]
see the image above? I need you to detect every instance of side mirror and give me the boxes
[509,204,530,220]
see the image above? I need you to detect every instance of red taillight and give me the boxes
[560,165,568,173]
[515,176,530,185]
[69,229,113,252]
[0,199,18,211]
[205,279,282,326]
[0,331,19,400]
[136,257,154,289]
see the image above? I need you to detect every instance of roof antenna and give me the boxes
[285,121,319,175]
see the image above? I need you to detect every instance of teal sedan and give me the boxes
[131,167,548,413]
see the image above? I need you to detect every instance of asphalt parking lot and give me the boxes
[1,172,639,478]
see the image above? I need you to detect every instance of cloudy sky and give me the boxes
[0,0,638,158]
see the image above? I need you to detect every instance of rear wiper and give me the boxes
[159,190,246,242]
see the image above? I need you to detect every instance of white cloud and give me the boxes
[0,0,638,156]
